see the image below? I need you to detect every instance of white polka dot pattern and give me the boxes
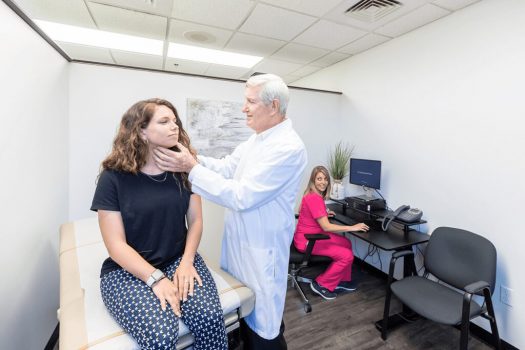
[100,253,228,349]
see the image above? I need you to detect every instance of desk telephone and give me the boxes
[381,205,423,231]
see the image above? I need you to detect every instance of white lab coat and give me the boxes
[189,119,307,339]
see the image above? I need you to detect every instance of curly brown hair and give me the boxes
[101,98,196,189]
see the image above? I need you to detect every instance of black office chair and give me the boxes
[381,227,501,350]
[288,215,332,313]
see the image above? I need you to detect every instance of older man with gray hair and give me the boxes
[154,73,307,349]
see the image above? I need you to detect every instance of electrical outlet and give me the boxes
[500,285,513,307]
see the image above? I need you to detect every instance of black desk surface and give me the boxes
[327,203,429,251]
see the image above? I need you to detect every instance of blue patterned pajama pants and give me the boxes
[100,253,228,350]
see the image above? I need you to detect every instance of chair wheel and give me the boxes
[304,303,312,313]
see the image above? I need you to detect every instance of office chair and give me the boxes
[288,215,332,313]
[381,227,501,350]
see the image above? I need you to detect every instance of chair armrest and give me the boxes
[461,280,499,330]
[387,250,414,286]
[464,280,490,294]
[304,233,330,241]
[302,233,330,265]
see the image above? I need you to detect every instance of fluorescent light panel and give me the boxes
[35,20,163,55]
[168,43,262,68]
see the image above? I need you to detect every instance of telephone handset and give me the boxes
[381,205,423,231]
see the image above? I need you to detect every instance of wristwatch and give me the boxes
[146,269,166,288]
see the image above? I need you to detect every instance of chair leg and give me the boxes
[460,293,473,350]
[381,286,392,340]
[483,290,502,350]
[459,320,469,350]
[290,275,312,313]
[296,276,312,284]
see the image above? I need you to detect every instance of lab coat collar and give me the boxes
[255,118,291,141]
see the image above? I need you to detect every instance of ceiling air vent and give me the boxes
[345,0,403,23]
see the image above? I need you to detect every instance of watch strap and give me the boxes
[146,269,165,288]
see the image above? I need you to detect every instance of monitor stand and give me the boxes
[353,187,379,201]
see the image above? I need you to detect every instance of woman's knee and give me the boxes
[339,236,352,249]
[331,234,351,248]
[137,317,179,349]
[339,248,354,263]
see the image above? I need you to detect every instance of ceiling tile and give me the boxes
[225,33,286,56]
[291,65,322,77]
[323,0,431,32]
[260,0,343,17]
[271,43,329,64]
[88,2,167,40]
[310,52,350,67]
[375,4,450,37]
[239,3,317,41]
[87,0,173,16]
[111,50,163,70]
[251,58,302,76]
[293,19,367,50]
[338,33,390,55]
[282,74,302,84]
[169,19,233,49]
[172,0,255,30]
[165,57,210,75]
[432,0,480,11]
[15,0,95,27]
[205,65,251,80]
[57,41,114,63]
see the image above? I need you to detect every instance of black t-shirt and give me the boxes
[91,169,192,277]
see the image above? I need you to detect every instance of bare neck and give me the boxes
[141,150,164,175]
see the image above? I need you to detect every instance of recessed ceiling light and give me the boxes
[34,20,163,55]
[183,31,216,44]
[167,43,262,68]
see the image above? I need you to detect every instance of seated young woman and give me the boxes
[90,98,228,349]
[294,165,369,300]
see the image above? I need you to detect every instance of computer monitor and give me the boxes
[349,158,381,199]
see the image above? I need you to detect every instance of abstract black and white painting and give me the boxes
[186,98,253,158]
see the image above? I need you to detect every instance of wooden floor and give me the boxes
[283,262,494,350]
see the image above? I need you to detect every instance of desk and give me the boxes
[326,202,429,333]
[327,203,429,251]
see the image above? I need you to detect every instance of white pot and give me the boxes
[331,180,345,200]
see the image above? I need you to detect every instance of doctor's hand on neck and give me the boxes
[153,143,198,173]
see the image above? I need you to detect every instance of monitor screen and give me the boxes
[349,158,381,189]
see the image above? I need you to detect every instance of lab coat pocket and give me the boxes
[240,242,275,293]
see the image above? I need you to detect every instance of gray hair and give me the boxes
[246,73,289,115]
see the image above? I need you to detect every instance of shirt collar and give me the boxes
[255,118,291,141]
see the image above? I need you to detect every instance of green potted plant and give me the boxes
[327,141,354,200]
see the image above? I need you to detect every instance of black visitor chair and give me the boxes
[381,227,501,350]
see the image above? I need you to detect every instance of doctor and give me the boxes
[154,73,307,349]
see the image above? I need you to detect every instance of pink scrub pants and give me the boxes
[298,232,354,292]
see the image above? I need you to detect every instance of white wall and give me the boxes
[68,63,342,264]
[0,2,69,349]
[295,0,524,347]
